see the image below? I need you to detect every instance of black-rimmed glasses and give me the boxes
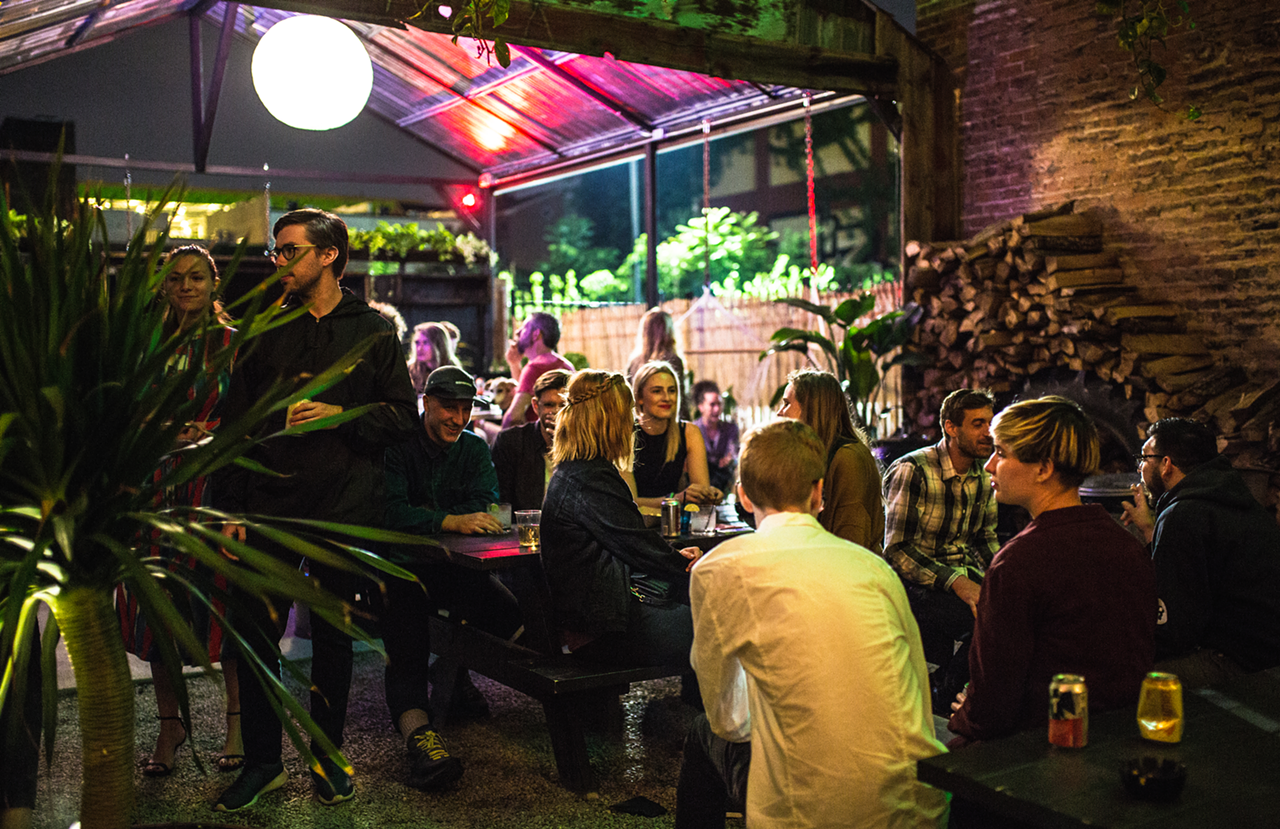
[264,243,316,262]
[1133,453,1164,464]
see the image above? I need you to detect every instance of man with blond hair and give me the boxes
[677,420,948,828]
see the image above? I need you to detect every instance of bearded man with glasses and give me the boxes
[213,208,418,811]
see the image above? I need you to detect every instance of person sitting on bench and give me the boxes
[676,419,949,829]
[382,365,521,791]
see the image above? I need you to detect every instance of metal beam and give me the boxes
[643,139,658,308]
[189,2,238,174]
[0,149,475,187]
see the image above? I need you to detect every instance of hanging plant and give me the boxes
[1096,0,1201,120]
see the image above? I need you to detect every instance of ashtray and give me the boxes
[1120,756,1187,802]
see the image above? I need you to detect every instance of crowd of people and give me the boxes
[7,205,1278,829]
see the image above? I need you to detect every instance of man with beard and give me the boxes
[1123,417,1280,688]
[500,312,574,429]
[492,369,569,510]
[883,389,1000,709]
[381,365,522,790]
[214,209,418,811]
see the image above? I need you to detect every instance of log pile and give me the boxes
[903,201,1280,472]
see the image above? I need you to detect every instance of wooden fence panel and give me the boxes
[554,282,903,432]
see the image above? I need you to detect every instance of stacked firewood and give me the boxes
[903,201,1279,472]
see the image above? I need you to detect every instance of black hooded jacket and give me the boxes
[1152,454,1280,671]
[214,289,417,526]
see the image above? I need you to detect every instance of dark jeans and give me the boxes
[233,539,356,766]
[570,597,694,669]
[675,713,751,829]
[906,583,975,708]
[382,561,521,724]
[1,621,41,810]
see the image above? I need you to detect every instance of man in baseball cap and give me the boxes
[380,364,521,791]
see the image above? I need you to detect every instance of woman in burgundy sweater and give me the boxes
[949,395,1155,745]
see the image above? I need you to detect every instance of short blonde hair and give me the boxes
[551,370,635,470]
[631,360,682,464]
[992,395,1100,488]
[739,420,827,512]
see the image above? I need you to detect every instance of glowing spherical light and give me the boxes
[252,15,372,131]
[461,192,477,208]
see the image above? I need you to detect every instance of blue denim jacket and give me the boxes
[541,457,688,636]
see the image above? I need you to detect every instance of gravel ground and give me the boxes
[33,650,702,829]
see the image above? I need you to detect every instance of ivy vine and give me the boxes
[1096,0,1201,120]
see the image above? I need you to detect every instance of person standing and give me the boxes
[116,245,243,777]
[500,312,574,429]
[212,209,418,811]
[882,388,999,708]
[1123,417,1280,687]
[677,420,947,829]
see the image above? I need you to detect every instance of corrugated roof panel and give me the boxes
[414,101,551,169]
[482,65,643,150]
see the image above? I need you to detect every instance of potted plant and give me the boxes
[761,293,924,437]
[0,183,419,829]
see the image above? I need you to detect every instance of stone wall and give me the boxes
[914,0,1280,374]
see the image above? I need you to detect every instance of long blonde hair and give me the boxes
[631,360,682,464]
[551,371,635,472]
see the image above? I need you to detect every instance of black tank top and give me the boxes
[633,421,688,497]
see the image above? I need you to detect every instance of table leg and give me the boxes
[542,697,597,792]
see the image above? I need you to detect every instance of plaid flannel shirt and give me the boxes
[882,440,999,590]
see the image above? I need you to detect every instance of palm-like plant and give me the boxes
[762,293,925,434]
[0,183,417,829]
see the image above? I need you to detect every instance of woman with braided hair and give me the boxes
[540,370,704,666]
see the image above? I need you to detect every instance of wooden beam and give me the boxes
[253,0,898,95]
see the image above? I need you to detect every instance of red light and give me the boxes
[461,192,477,208]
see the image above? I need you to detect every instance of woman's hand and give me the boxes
[950,684,969,713]
[679,546,704,571]
[682,483,722,505]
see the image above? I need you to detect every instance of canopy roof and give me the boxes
[2,0,833,181]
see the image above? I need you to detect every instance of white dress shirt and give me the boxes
[690,511,948,828]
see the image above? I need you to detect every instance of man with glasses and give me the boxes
[213,209,418,811]
[1123,417,1280,688]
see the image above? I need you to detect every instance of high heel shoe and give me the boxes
[142,716,188,778]
[217,711,245,772]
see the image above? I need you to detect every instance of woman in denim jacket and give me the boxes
[541,370,703,666]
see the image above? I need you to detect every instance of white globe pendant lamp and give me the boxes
[252,15,373,131]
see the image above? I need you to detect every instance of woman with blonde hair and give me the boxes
[629,360,720,509]
[949,396,1155,745]
[541,370,702,665]
[776,368,884,551]
[408,321,462,395]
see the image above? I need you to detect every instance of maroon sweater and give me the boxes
[950,504,1156,744]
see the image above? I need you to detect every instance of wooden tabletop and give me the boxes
[918,668,1280,828]
[418,530,541,571]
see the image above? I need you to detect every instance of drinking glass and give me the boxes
[515,509,541,547]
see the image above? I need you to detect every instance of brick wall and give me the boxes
[915,0,1280,374]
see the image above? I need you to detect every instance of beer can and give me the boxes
[1048,674,1088,748]
[660,498,682,537]
[1137,672,1183,743]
